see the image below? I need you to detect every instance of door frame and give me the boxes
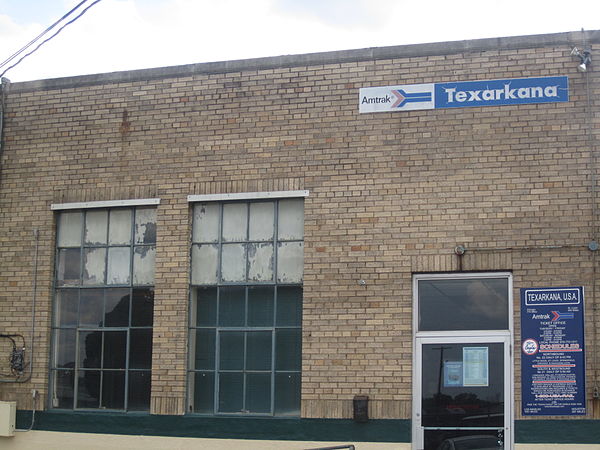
[412,273,514,450]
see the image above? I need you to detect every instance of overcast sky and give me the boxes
[0,0,599,82]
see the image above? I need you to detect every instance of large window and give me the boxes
[51,206,156,411]
[189,198,303,416]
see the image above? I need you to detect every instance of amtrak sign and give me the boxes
[359,76,569,113]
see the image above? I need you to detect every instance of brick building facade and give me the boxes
[0,30,598,449]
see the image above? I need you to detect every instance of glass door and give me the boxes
[415,336,510,450]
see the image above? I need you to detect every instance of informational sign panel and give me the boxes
[359,76,569,113]
[520,287,586,415]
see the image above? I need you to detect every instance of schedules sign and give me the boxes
[520,287,586,415]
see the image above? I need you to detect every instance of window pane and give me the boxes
[103,331,127,369]
[128,370,151,411]
[218,372,243,413]
[418,278,509,331]
[193,371,214,414]
[247,243,273,282]
[191,244,218,285]
[101,370,125,410]
[83,248,106,285]
[109,209,132,245]
[246,331,272,371]
[278,199,304,240]
[275,372,301,416]
[79,330,102,369]
[104,288,129,327]
[276,287,302,327]
[55,289,78,327]
[77,370,100,408]
[52,369,74,409]
[79,289,104,327]
[195,287,217,327]
[130,329,153,369]
[131,288,154,327]
[275,329,301,371]
[133,245,155,285]
[221,244,246,282]
[134,208,157,244]
[193,329,216,370]
[84,210,108,245]
[218,287,245,327]
[54,329,76,368]
[107,247,130,285]
[249,202,274,241]
[246,373,271,413]
[222,203,247,242]
[193,203,220,243]
[277,242,303,283]
[248,287,274,327]
[219,332,244,370]
[57,212,82,247]
[57,248,81,286]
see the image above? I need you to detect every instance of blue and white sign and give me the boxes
[520,287,586,416]
[359,76,569,113]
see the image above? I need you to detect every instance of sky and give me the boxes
[0,0,599,82]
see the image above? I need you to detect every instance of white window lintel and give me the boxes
[187,190,309,203]
[51,198,161,210]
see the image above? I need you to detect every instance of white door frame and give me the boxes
[412,273,514,450]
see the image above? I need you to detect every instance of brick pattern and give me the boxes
[0,38,598,421]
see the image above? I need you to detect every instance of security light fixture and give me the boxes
[571,47,592,72]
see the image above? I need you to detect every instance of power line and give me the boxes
[0,0,104,78]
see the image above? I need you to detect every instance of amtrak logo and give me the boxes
[551,311,575,321]
[391,89,432,108]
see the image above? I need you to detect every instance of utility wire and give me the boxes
[0,0,89,70]
[0,0,104,78]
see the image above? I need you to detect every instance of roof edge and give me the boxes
[7,29,600,93]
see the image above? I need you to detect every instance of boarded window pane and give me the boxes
[193,203,220,243]
[109,209,132,245]
[218,372,243,413]
[246,331,272,370]
[193,329,216,370]
[131,288,154,327]
[128,370,151,411]
[107,247,130,285]
[275,372,301,416]
[83,248,106,285]
[129,329,152,370]
[246,373,271,413]
[133,245,155,285]
[222,203,247,242]
[101,370,125,410]
[103,331,127,369]
[249,202,274,241]
[196,287,217,327]
[134,208,157,244]
[191,244,218,285]
[248,243,273,282]
[248,287,274,327]
[218,287,245,327]
[84,210,108,245]
[79,289,104,327]
[55,289,78,327]
[221,243,246,282]
[275,329,301,371]
[276,286,302,327]
[277,242,303,283]
[278,199,304,240]
[193,372,214,414]
[219,332,244,370]
[57,212,82,247]
[57,248,81,286]
[104,288,130,327]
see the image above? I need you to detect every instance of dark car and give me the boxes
[436,435,502,450]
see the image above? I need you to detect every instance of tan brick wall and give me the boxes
[0,34,598,420]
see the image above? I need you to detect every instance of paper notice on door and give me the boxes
[463,347,489,387]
